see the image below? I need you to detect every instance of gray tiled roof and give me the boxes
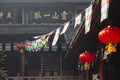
[1,0,91,3]
[0,24,77,44]
[0,24,59,34]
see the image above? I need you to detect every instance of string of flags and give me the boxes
[25,0,110,52]
[25,31,54,52]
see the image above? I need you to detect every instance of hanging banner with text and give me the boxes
[85,5,92,34]
[101,0,110,22]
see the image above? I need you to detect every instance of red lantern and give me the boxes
[79,51,95,69]
[17,43,25,49]
[98,26,120,53]
[79,51,95,63]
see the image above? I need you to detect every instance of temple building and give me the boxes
[1,0,120,80]
[0,0,90,77]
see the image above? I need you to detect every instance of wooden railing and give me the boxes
[6,76,83,80]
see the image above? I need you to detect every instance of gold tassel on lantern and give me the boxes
[84,62,90,69]
[107,43,116,53]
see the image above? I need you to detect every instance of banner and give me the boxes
[60,21,70,35]
[85,5,92,34]
[52,27,61,46]
[101,0,110,22]
[74,13,82,28]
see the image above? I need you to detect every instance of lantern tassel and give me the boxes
[84,62,90,69]
[107,43,116,53]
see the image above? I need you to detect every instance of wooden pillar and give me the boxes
[100,49,104,80]
[86,69,90,80]
[20,48,25,76]
[17,43,25,76]
[100,60,104,80]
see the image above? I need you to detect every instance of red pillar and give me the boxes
[20,49,25,76]
[100,52,104,80]
[86,69,90,80]
[17,43,25,76]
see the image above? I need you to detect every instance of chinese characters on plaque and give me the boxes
[28,8,73,23]
[0,10,15,24]
[0,8,73,24]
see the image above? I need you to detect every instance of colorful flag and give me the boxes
[36,36,46,49]
[25,31,54,52]
[25,40,37,52]
[74,13,82,28]
[31,41,37,51]
[60,21,70,35]
[101,0,110,22]
[43,31,54,47]
[33,35,43,39]
[25,40,32,52]
[33,31,54,39]
[52,27,61,46]
[43,36,49,47]
[85,5,92,34]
